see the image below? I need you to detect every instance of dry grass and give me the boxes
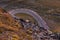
[0,8,34,40]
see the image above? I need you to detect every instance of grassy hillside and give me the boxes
[0,8,34,40]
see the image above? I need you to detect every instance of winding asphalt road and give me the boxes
[8,8,50,30]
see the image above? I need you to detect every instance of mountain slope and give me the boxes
[0,8,22,32]
[0,8,33,40]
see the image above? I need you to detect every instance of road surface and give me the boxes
[8,8,50,30]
